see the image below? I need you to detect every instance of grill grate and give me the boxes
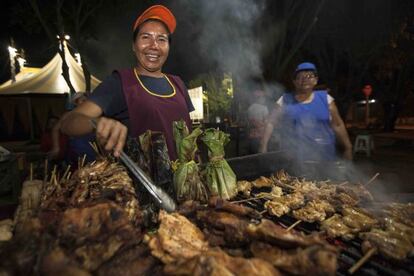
[233,194,414,276]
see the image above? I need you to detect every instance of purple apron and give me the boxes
[116,69,192,161]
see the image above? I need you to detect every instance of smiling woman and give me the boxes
[61,5,195,162]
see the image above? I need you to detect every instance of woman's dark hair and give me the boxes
[132,19,172,44]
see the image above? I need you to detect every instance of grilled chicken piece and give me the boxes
[341,207,378,231]
[209,197,261,219]
[246,219,326,248]
[251,242,338,276]
[360,229,414,260]
[196,210,251,247]
[237,180,253,197]
[264,192,305,217]
[320,214,356,240]
[58,202,134,244]
[251,176,273,188]
[97,244,161,276]
[148,211,208,264]
[164,248,280,276]
[292,199,335,223]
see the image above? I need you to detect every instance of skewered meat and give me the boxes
[178,200,203,217]
[251,176,273,188]
[67,160,142,225]
[383,217,414,243]
[336,183,374,202]
[305,184,336,201]
[292,199,335,223]
[148,211,208,264]
[251,241,338,276]
[341,207,378,231]
[255,186,283,199]
[264,200,290,217]
[329,193,359,206]
[164,248,280,276]
[264,192,305,217]
[384,203,414,228]
[237,180,252,197]
[320,214,356,240]
[246,219,326,248]
[360,229,414,260]
[196,210,250,247]
[209,197,261,219]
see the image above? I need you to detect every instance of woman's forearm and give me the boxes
[60,111,95,136]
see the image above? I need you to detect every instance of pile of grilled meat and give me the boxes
[1,157,413,275]
[0,159,153,275]
[238,170,414,262]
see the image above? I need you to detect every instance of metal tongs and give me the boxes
[90,119,176,212]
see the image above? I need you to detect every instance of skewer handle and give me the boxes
[286,220,301,231]
[365,173,380,187]
[348,247,377,274]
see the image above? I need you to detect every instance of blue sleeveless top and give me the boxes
[280,90,336,161]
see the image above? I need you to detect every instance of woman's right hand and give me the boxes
[95,117,128,157]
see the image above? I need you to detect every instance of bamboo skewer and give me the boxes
[50,165,57,185]
[348,247,377,274]
[43,159,48,182]
[230,195,270,204]
[259,210,267,215]
[29,163,33,181]
[89,141,99,154]
[81,154,87,168]
[286,220,302,231]
[62,165,71,180]
[365,173,380,187]
[66,171,72,180]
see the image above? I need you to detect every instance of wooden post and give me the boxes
[365,95,370,127]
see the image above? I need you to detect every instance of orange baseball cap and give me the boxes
[132,5,176,34]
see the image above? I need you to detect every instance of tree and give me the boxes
[189,73,233,122]
[260,0,326,82]
[374,15,414,131]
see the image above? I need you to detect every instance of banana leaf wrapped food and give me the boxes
[201,128,237,200]
[173,120,208,202]
[126,131,173,227]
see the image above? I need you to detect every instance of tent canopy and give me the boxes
[0,43,101,95]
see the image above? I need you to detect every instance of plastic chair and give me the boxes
[353,134,374,157]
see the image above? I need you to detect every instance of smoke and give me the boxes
[170,0,266,81]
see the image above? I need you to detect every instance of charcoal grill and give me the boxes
[227,151,414,276]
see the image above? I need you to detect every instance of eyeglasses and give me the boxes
[296,73,316,80]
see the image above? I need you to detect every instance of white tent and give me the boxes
[0,43,101,140]
[0,43,100,95]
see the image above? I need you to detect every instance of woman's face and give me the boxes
[293,71,318,92]
[133,20,170,76]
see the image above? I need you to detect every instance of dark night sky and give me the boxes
[0,0,412,89]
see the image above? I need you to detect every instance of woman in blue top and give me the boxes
[260,62,352,162]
